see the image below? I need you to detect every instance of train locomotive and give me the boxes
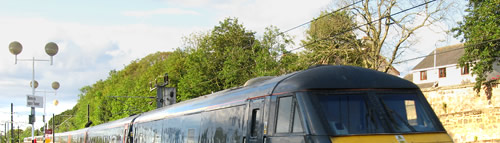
[25,65,453,143]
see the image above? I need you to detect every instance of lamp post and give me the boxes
[35,81,59,143]
[8,41,59,141]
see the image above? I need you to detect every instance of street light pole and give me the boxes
[36,85,58,143]
[31,56,35,140]
[8,41,59,142]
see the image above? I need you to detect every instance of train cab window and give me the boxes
[276,96,303,134]
[292,104,303,133]
[379,94,438,132]
[310,91,444,135]
[276,96,292,133]
[405,100,418,126]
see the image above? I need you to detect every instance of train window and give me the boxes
[310,91,443,135]
[379,93,438,132]
[153,128,161,143]
[276,96,292,133]
[314,93,383,135]
[187,128,195,143]
[292,104,303,133]
[251,109,260,137]
[405,100,418,126]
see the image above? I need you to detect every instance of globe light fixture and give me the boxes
[30,80,39,89]
[8,41,22,55]
[8,41,23,64]
[53,100,59,106]
[45,42,59,65]
[52,81,60,90]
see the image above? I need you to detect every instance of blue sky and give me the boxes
[0,0,465,130]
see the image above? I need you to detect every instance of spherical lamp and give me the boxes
[45,42,58,56]
[30,80,39,89]
[8,41,23,55]
[52,81,60,90]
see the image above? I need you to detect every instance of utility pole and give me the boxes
[84,104,92,128]
[4,123,6,143]
[52,114,54,143]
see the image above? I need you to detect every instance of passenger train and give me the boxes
[25,65,453,143]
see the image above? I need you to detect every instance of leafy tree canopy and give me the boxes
[50,18,296,131]
[453,0,500,92]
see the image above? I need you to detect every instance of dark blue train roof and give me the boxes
[133,65,418,123]
[273,65,418,93]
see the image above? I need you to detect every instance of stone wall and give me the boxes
[421,84,500,143]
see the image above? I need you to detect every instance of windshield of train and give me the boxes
[308,91,444,135]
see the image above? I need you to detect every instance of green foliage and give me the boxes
[51,17,297,131]
[257,26,298,75]
[50,15,373,132]
[300,10,364,67]
[52,52,172,131]
[453,0,500,93]
[3,126,42,143]
[177,18,297,100]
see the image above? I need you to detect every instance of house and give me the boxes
[378,58,401,76]
[410,44,476,88]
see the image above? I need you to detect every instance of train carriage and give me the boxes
[86,115,138,143]
[28,65,453,143]
[23,136,44,143]
[53,128,87,143]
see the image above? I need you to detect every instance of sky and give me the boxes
[0,0,466,132]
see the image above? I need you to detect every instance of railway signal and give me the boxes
[150,73,176,108]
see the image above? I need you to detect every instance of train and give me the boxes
[24,65,453,143]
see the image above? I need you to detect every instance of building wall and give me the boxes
[421,84,500,143]
[412,64,476,86]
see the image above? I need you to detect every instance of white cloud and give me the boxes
[122,8,199,17]
[0,16,205,124]
[169,0,331,46]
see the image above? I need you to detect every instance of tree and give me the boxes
[255,25,295,75]
[301,10,363,66]
[345,0,451,72]
[453,0,500,95]
[50,17,295,131]
[178,18,258,99]
[176,18,297,100]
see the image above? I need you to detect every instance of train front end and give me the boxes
[274,66,452,143]
[298,90,452,143]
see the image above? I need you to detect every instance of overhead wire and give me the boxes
[393,38,500,64]
[278,0,438,57]
[196,0,440,87]
[278,0,363,35]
